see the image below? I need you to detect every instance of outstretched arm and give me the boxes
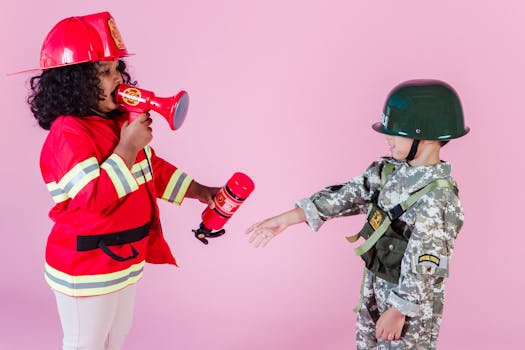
[245,161,384,247]
[245,208,306,247]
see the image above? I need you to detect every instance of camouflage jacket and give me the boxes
[296,157,464,316]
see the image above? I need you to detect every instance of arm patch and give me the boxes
[412,254,449,277]
[418,254,440,266]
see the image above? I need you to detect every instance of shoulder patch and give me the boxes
[418,254,440,266]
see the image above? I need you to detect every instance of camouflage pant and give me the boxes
[355,271,442,350]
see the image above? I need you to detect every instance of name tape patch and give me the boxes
[418,254,440,266]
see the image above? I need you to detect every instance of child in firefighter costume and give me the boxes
[26,12,219,350]
[246,80,469,350]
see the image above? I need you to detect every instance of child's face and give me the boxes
[95,60,123,114]
[385,135,414,160]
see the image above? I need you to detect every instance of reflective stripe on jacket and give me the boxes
[40,115,192,296]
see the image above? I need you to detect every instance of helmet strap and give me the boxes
[406,139,420,161]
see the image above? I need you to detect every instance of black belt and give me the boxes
[76,223,150,262]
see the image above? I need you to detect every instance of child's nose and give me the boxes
[115,73,123,85]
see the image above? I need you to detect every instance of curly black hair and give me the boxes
[28,60,135,130]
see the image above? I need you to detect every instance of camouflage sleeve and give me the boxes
[295,161,383,232]
[387,187,464,317]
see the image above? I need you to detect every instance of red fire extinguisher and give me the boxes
[193,172,255,244]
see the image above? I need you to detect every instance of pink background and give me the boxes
[1,0,522,349]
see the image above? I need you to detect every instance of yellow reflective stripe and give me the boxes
[131,159,152,185]
[44,261,145,297]
[57,157,100,199]
[100,154,139,198]
[46,181,69,203]
[134,176,145,185]
[131,162,144,185]
[143,146,153,179]
[143,164,153,181]
[162,169,192,205]
[174,176,192,204]
[144,145,152,160]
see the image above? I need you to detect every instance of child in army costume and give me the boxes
[246,80,469,349]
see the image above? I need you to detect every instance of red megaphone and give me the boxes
[115,84,189,130]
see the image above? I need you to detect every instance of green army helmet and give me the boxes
[372,79,470,140]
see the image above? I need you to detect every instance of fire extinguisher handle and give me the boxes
[191,224,226,245]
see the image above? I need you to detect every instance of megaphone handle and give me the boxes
[128,111,142,124]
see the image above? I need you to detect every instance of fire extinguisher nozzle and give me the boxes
[192,224,226,245]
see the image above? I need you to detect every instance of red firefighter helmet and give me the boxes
[11,12,133,74]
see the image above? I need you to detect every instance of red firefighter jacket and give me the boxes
[40,115,192,296]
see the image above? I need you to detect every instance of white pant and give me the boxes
[53,284,136,350]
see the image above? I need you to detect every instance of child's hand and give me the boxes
[115,113,153,167]
[120,113,153,152]
[375,307,405,341]
[246,208,306,247]
[245,216,287,248]
[187,181,220,208]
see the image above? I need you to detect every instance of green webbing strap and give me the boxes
[393,179,456,216]
[354,216,392,256]
[346,164,394,245]
[380,163,395,188]
[353,179,456,257]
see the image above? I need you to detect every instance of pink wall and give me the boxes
[1,0,522,349]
